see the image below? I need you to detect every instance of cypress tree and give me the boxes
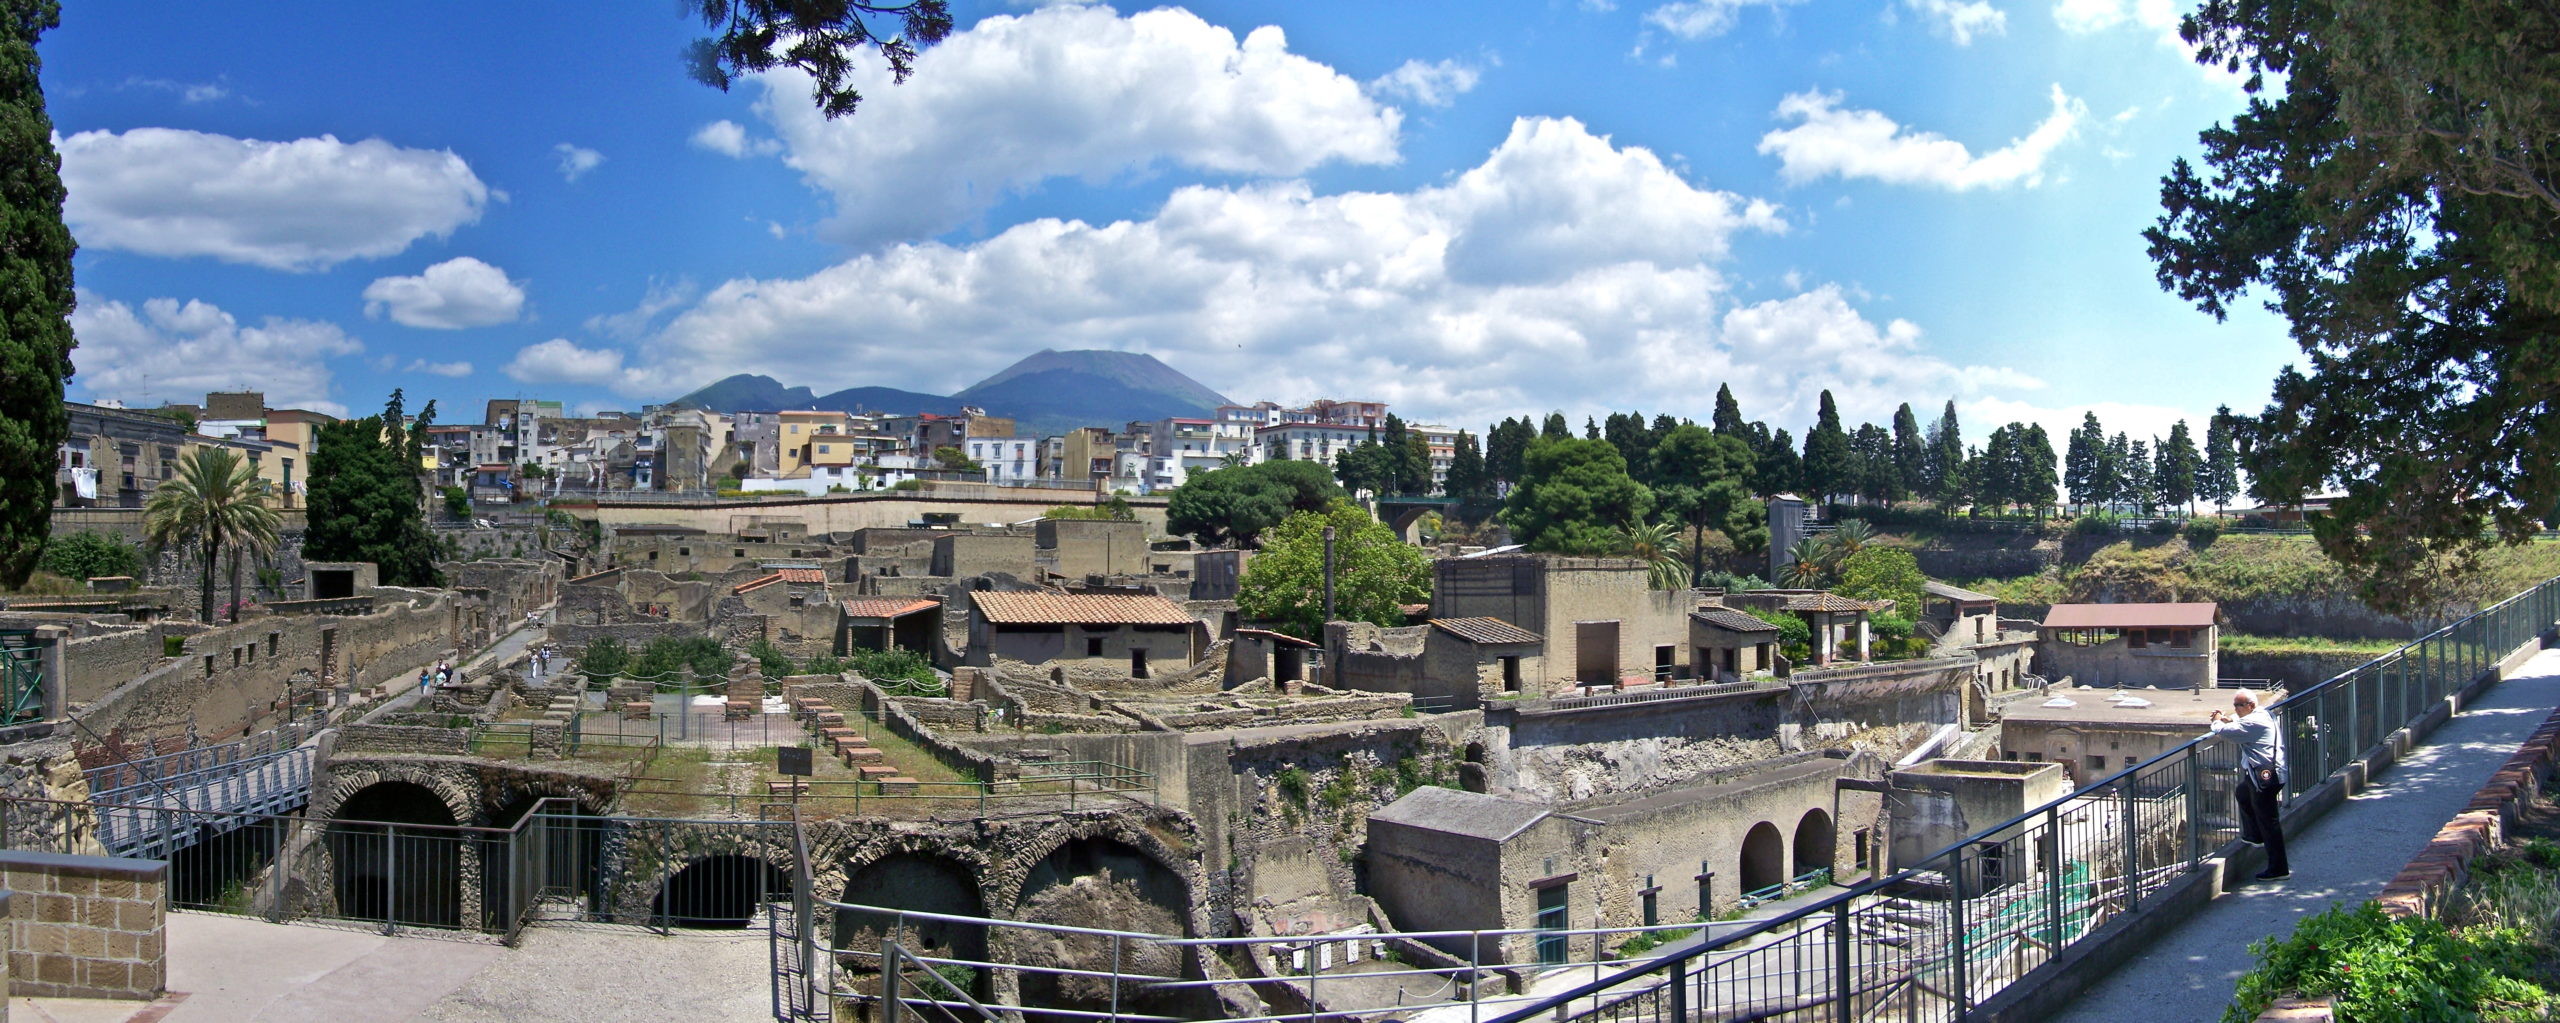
[0,0,76,587]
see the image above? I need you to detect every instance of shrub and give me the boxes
[2148,516,2181,535]
[1275,766,1311,806]
[162,635,184,658]
[39,530,143,581]
[1743,607,1813,663]
[842,646,936,688]
[441,485,471,520]
[890,479,924,492]
[2185,517,2227,546]
[630,636,731,687]
[2223,901,2547,1023]
[2072,511,2122,537]
[578,637,630,685]
[746,639,795,679]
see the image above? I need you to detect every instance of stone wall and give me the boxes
[0,851,165,1001]
[334,723,474,757]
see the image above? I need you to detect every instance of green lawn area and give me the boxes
[2217,633,2410,656]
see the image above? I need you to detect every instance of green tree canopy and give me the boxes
[684,0,954,119]
[1236,501,1431,639]
[1833,546,1927,619]
[2148,0,2560,611]
[2202,407,2242,512]
[305,392,444,587]
[1801,390,1854,506]
[39,530,140,581]
[1165,458,1343,548]
[0,0,74,588]
[1503,436,1655,556]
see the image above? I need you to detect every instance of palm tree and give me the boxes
[1785,536,1837,588]
[145,448,280,624]
[1828,519,1876,559]
[1615,520,1692,590]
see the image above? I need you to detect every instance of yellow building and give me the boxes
[775,410,852,478]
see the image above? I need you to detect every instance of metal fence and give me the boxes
[1481,575,2560,1023]
[1,795,799,942]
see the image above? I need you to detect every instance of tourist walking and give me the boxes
[418,667,431,693]
[2206,689,2289,880]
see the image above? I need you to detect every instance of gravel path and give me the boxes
[419,925,774,1023]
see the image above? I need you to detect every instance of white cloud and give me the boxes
[118,76,232,103]
[1758,84,2086,190]
[554,143,603,182]
[405,358,474,377]
[1642,0,1802,40]
[582,277,700,340]
[69,293,361,415]
[1905,0,2007,44]
[751,4,1403,245]
[505,338,646,390]
[689,120,779,158]
[1368,58,1482,108]
[582,114,2032,433]
[362,257,527,329]
[2053,0,2250,88]
[57,128,489,272]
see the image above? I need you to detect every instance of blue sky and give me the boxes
[42,0,2296,446]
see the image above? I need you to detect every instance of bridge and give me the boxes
[1373,495,1462,541]
[84,724,320,859]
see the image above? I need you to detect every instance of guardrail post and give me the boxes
[2118,779,2139,912]
[385,824,400,936]
[1832,897,1851,1023]
[1949,849,1970,1016]
[2045,803,2064,955]
[2184,747,2202,868]
[1111,934,1124,1021]
[883,941,903,1023]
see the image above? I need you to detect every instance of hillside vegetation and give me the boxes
[1940,534,2560,615]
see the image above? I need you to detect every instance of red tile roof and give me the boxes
[733,573,782,594]
[778,567,827,584]
[2042,602,2218,629]
[971,591,1193,626]
[842,597,941,620]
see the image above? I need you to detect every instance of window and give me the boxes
[2085,755,2107,776]
[2127,629,2148,649]
[1087,638,1105,657]
[1854,829,1873,870]
[2170,628,2192,648]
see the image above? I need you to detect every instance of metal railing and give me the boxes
[830,900,1837,1023]
[1482,575,2560,1023]
[0,630,43,723]
[4,795,801,941]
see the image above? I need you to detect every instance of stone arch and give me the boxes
[834,851,992,994]
[314,762,476,829]
[606,822,799,925]
[653,854,789,929]
[1002,831,1207,1023]
[326,780,464,929]
[1740,820,1786,895]
[477,788,607,931]
[1794,808,1835,876]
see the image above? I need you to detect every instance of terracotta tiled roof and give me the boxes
[1692,607,1779,633]
[842,597,940,620]
[733,573,783,594]
[971,591,1193,626]
[1430,617,1542,646]
[1781,593,1886,614]
[778,567,827,584]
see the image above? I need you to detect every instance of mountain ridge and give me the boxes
[666,349,1233,438]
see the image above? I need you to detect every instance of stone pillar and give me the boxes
[1857,616,1871,662]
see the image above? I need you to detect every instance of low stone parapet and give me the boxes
[0,850,166,1001]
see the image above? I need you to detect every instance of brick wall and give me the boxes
[0,851,165,1000]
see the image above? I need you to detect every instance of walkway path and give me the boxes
[2052,647,2560,1022]
[9,911,770,1023]
[356,611,550,725]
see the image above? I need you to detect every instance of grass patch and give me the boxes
[2217,633,2409,656]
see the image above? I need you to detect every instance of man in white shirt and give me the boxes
[2207,689,2289,881]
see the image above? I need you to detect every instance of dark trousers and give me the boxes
[2237,768,2288,874]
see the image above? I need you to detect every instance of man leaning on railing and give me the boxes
[2205,689,2290,882]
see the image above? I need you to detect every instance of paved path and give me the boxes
[2052,647,2560,1023]
[14,911,771,1023]
[357,611,550,725]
